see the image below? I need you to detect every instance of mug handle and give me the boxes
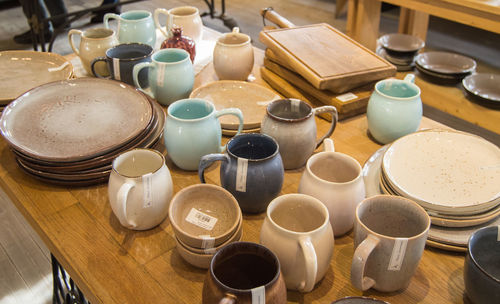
[323,138,335,152]
[154,8,171,38]
[351,234,379,291]
[214,108,244,152]
[104,13,120,29]
[299,236,318,292]
[90,57,109,78]
[404,73,415,83]
[133,62,154,98]
[313,105,338,148]
[67,29,82,56]
[115,181,137,228]
[198,154,230,183]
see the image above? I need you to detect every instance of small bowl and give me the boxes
[462,73,500,109]
[415,52,476,75]
[464,226,500,304]
[379,33,424,56]
[169,184,242,248]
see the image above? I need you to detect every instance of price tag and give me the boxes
[185,208,218,231]
[236,157,248,192]
[497,225,500,242]
[251,285,265,304]
[113,58,121,81]
[200,235,215,249]
[335,92,358,103]
[388,238,408,271]
[142,173,153,208]
[157,64,165,87]
[291,99,301,113]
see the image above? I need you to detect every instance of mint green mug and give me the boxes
[133,48,194,106]
[104,10,156,47]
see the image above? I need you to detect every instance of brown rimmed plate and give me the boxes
[462,73,500,108]
[415,51,476,75]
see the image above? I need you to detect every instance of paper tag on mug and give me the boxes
[142,173,153,208]
[251,285,265,304]
[157,64,165,87]
[497,225,500,241]
[291,99,300,113]
[236,157,248,192]
[335,92,358,103]
[200,235,216,250]
[388,238,408,271]
[185,208,218,231]
[112,58,121,81]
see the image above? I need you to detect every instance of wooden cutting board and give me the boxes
[264,50,372,115]
[259,23,396,93]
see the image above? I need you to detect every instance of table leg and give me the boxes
[347,0,381,51]
[398,8,429,42]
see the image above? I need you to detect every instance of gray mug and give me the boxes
[91,43,153,86]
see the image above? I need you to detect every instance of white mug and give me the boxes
[154,6,203,45]
[108,149,173,230]
[213,27,254,81]
[260,193,334,292]
[298,138,365,236]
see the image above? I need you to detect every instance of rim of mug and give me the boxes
[168,6,199,17]
[152,48,191,65]
[120,10,152,21]
[111,148,165,178]
[305,151,363,185]
[467,226,500,284]
[226,133,279,162]
[167,98,215,121]
[266,193,330,235]
[217,32,251,47]
[266,98,313,122]
[106,43,153,61]
[209,241,282,293]
[374,78,421,101]
[355,195,431,240]
[81,27,115,39]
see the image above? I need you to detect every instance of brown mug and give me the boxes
[202,241,287,304]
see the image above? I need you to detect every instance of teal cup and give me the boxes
[164,98,243,171]
[366,74,422,144]
[133,48,194,105]
[104,10,156,47]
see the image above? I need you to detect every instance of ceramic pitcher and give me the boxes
[261,98,338,169]
[154,6,203,45]
[366,74,422,144]
[213,27,254,81]
[68,27,117,76]
[133,48,194,105]
[108,149,173,230]
[164,98,243,171]
[104,10,156,47]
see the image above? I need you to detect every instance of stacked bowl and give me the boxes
[377,33,425,71]
[169,184,243,268]
[415,51,476,84]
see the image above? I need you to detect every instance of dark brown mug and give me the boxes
[202,241,287,304]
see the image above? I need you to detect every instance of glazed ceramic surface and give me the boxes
[415,51,476,75]
[260,194,334,292]
[108,149,173,230]
[428,216,500,247]
[68,27,118,76]
[154,6,203,45]
[331,297,390,304]
[379,33,424,55]
[133,48,194,105]
[104,10,156,47]
[164,98,242,170]
[462,73,500,107]
[0,50,73,104]
[213,27,254,81]
[261,98,338,169]
[366,74,422,144]
[299,139,365,236]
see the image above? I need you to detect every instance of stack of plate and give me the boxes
[377,33,425,71]
[462,73,500,109]
[415,52,476,84]
[0,78,165,186]
[362,129,500,252]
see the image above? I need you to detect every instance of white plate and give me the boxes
[362,145,389,198]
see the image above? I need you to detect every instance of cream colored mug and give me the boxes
[108,149,173,230]
[154,6,203,45]
[68,27,118,76]
[213,27,254,81]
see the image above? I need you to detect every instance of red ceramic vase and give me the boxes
[160,27,196,63]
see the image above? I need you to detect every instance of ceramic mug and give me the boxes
[104,10,156,47]
[351,195,430,292]
[199,133,284,214]
[298,138,365,236]
[260,193,334,292]
[213,27,254,81]
[91,43,153,86]
[202,241,287,304]
[366,74,422,144]
[133,48,194,106]
[108,149,173,230]
[261,98,338,169]
[68,27,117,76]
[164,98,243,171]
[154,6,203,45]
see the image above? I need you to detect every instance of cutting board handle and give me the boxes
[260,7,295,28]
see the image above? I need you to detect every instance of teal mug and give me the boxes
[164,98,243,171]
[133,48,194,106]
[104,10,156,47]
[366,74,422,144]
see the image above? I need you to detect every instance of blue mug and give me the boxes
[104,10,156,47]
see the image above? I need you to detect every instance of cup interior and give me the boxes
[227,134,278,160]
[170,6,198,16]
[267,99,312,120]
[168,98,214,120]
[468,226,500,281]
[84,28,114,39]
[121,10,150,20]
[218,33,250,45]
[376,80,420,99]
[113,149,163,177]
[107,43,153,60]
[270,195,326,233]
[309,153,360,183]
[357,196,430,238]
[153,49,189,63]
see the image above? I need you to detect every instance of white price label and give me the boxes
[185,208,218,231]
[157,64,165,87]
[236,157,248,192]
[200,235,215,249]
[113,58,121,81]
[142,173,153,208]
[291,99,301,113]
[251,285,265,304]
[497,225,500,242]
[335,92,358,103]
[388,238,408,271]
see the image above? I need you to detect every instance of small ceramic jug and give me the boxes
[154,6,203,45]
[108,149,173,230]
[164,98,243,171]
[104,10,156,47]
[261,98,338,169]
[68,27,117,76]
[133,48,194,105]
[213,27,254,81]
[366,74,422,144]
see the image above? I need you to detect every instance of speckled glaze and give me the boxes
[154,6,203,45]
[104,10,156,47]
[213,27,254,81]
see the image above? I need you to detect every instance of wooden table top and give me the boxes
[0,28,472,304]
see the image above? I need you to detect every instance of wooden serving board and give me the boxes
[259,23,396,93]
